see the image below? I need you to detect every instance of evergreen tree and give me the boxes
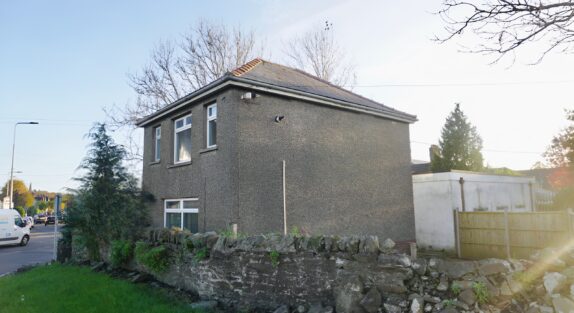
[431,104,484,172]
[66,123,149,259]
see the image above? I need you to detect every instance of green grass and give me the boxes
[0,264,201,313]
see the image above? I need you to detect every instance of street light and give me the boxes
[8,122,39,209]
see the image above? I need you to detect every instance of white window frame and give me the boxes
[206,103,217,148]
[154,126,161,162]
[163,198,199,230]
[174,114,192,164]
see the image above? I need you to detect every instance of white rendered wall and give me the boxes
[413,171,535,252]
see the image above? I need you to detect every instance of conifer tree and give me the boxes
[66,123,149,259]
[431,104,484,172]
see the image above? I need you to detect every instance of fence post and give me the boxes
[453,209,461,258]
[504,209,511,259]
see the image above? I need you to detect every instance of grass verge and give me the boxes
[0,264,201,313]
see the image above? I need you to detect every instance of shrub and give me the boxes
[194,247,209,262]
[110,240,134,267]
[472,281,489,304]
[269,250,280,268]
[135,242,170,273]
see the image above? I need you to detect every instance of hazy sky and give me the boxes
[1,0,572,192]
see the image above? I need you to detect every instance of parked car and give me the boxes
[0,209,30,246]
[45,216,56,226]
[34,214,47,224]
[25,216,34,229]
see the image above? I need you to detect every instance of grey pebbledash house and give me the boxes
[137,59,418,241]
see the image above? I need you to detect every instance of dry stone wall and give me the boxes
[69,229,574,313]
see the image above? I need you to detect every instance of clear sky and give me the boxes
[1,0,572,192]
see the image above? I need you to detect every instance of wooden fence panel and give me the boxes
[457,211,573,259]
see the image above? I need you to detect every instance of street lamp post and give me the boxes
[8,122,39,210]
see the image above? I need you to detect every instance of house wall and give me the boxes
[141,88,239,232]
[413,171,535,252]
[235,90,415,241]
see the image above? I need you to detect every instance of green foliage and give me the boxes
[269,250,280,268]
[290,226,301,236]
[450,282,461,296]
[483,167,522,176]
[194,247,209,262]
[442,299,456,308]
[135,242,170,273]
[1,179,34,209]
[545,110,574,167]
[26,206,38,217]
[431,103,484,172]
[15,207,25,217]
[0,264,200,313]
[472,281,489,304]
[110,240,134,268]
[218,227,246,239]
[65,124,150,261]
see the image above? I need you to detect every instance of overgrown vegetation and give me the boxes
[450,282,461,296]
[65,123,150,260]
[472,281,489,304]
[269,250,280,268]
[135,241,171,273]
[110,240,134,268]
[194,247,209,262]
[0,264,200,313]
[442,299,456,308]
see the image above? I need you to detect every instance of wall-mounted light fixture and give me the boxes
[274,115,285,123]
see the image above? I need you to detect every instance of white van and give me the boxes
[0,209,30,247]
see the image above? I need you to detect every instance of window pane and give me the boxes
[208,105,217,118]
[166,213,181,229]
[175,128,192,162]
[208,120,217,146]
[175,119,184,129]
[165,201,180,209]
[183,213,198,233]
[182,201,195,209]
[155,128,161,161]
[185,116,192,125]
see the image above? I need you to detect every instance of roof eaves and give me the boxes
[229,75,417,123]
[136,74,232,127]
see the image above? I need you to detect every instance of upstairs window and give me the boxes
[174,114,192,163]
[206,104,217,148]
[154,126,161,162]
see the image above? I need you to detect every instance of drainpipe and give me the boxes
[282,160,287,235]
[459,177,466,212]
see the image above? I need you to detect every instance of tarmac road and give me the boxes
[0,224,59,276]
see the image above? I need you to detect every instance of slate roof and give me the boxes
[137,58,417,126]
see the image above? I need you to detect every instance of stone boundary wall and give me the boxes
[69,229,574,313]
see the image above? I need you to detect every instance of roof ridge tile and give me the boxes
[231,58,263,76]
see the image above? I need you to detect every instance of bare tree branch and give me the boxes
[436,0,574,63]
[284,21,356,87]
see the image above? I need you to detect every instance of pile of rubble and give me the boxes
[290,244,574,313]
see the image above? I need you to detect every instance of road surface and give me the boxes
[0,224,59,276]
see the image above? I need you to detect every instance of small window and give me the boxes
[164,199,198,233]
[174,114,192,163]
[154,126,161,162]
[206,104,217,148]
